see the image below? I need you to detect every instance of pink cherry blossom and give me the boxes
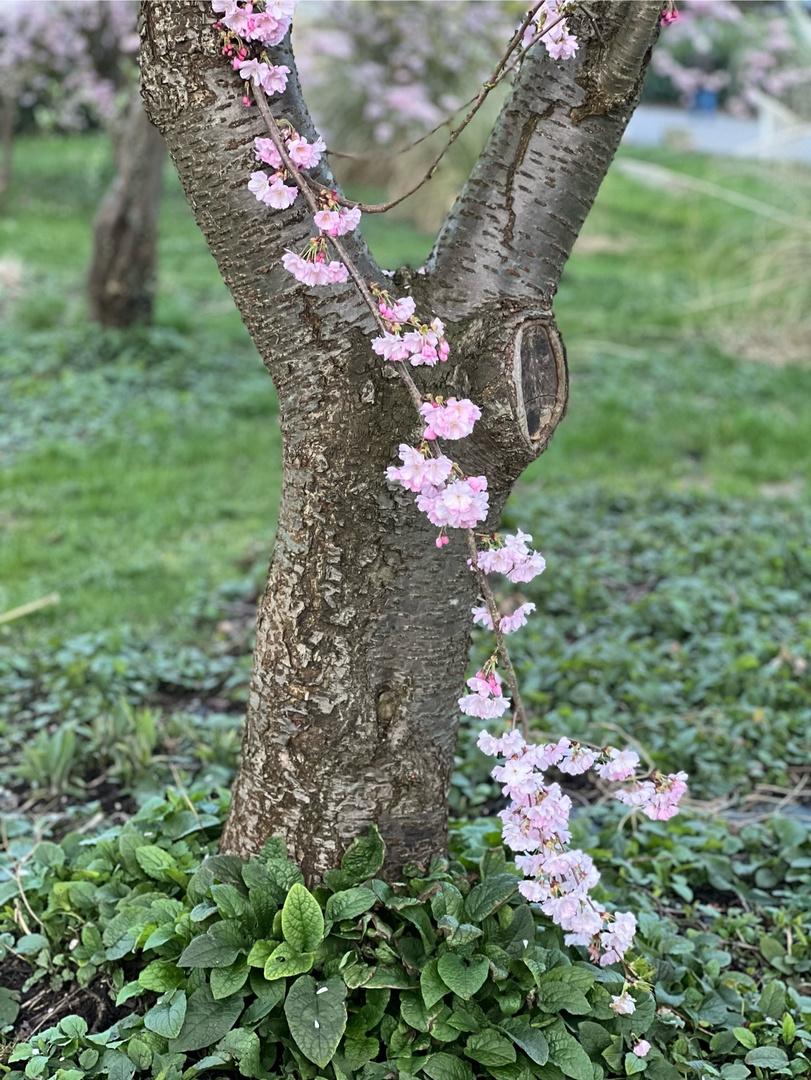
[596,747,640,782]
[458,691,511,720]
[385,445,454,493]
[254,137,283,169]
[266,177,298,208]
[417,477,489,529]
[237,59,289,97]
[371,332,411,363]
[609,991,636,1015]
[599,911,637,966]
[420,397,481,440]
[336,206,362,235]
[287,135,326,169]
[326,261,348,284]
[314,209,340,233]
[248,170,272,202]
[558,743,598,776]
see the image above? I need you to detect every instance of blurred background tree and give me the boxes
[643,0,811,116]
[0,0,165,327]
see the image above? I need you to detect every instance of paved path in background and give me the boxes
[623,103,811,165]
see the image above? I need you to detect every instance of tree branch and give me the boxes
[428,1,661,320]
[138,0,383,362]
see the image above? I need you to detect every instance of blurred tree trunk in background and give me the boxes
[0,95,17,202]
[87,90,165,327]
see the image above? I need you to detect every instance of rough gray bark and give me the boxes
[87,90,165,326]
[139,0,660,880]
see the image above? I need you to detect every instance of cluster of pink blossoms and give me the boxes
[476,528,547,584]
[372,290,450,367]
[213,0,294,47]
[420,398,481,441]
[459,669,511,720]
[522,0,579,60]
[476,729,687,964]
[472,602,536,635]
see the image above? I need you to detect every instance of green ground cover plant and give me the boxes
[1,134,810,1079]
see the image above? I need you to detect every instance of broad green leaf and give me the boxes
[242,972,286,1024]
[220,1028,262,1078]
[341,826,385,884]
[720,1066,750,1080]
[464,876,518,923]
[282,883,325,954]
[545,1020,594,1080]
[241,859,273,890]
[284,976,348,1068]
[102,911,143,961]
[343,1035,379,1070]
[126,1039,152,1072]
[211,958,250,1000]
[144,991,187,1040]
[498,1019,549,1066]
[365,965,418,990]
[436,954,490,1000]
[143,924,179,951]
[59,1015,88,1039]
[177,931,240,969]
[211,884,249,920]
[100,1049,136,1080]
[757,980,787,1019]
[247,939,276,968]
[400,905,437,952]
[400,991,442,1034]
[138,961,185,993]
[115,982,143,1007]
[743,1047,789,1068]
[325,887,377,923]
[203,855,247,887]
[732,1027,756,1050]
[422,1053,475,1080]
[500,905,535,957]
[577,1021,612,1058]
[420,959,449,1009]
[16,933,49,956]
[437,916,483,948]
[265,857,305,894]
[135,845,177,880]
[782,1013,796,1043]
[264,942,315,980]
[534,977,591,1016]
[431,883,466,922]
[464,1030,516,1068]
[249,885,278,935]
[33,840,65,868]
[624,1051,647,1075]
[343,963,375,989]
[169,985,243,1053]
[0,988,20,1030]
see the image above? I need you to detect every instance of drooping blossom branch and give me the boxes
[211,0,688,973]
[307,4,578,214]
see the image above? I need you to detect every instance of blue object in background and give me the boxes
[691,89,719,114]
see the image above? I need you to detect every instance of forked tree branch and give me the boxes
[428,1,661,320]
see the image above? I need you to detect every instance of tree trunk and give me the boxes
[139,0,660,879]
[0,95,17,203]
[87,90,165,327]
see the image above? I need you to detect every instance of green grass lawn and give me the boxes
[1,134,809,642]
